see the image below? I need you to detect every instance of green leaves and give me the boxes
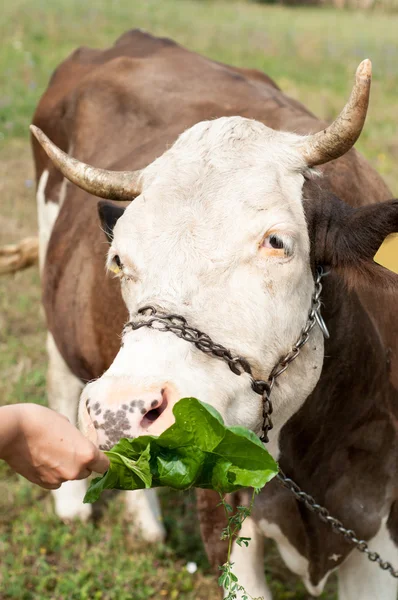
[84,398,278,503]
[83,442,153,504]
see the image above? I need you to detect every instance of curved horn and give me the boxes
[299,59,372,167]
[30,125,143,201]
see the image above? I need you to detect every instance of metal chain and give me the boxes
[124,266,329,443]
[254,265,329,442]
[277,470,398,578]
[125,312,254,376]
[123,265,398,579]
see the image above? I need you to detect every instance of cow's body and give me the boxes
[33,30,398,598]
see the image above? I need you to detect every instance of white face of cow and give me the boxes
[79,117,324,457]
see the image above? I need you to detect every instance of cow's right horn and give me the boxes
[30,125,143,201]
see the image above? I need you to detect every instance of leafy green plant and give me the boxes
[84,398,278,502]
[84,398,278,599]
[218,492,263,600]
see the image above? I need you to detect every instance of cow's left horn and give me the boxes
[299,59,372,167]
[30,125,143,200]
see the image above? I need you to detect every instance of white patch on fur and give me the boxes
[338,517,398,600]
[51,480,91,522]
[37,169,63,272]
[46,332,91,522]
[58,177,68,209]
[80,116,325,453]
[124,489,166,543]
[329,553,342,562]
[228,517,272,600]
[259,518,309,578]
[259,517,332,596]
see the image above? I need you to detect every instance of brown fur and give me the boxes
[33,30,398,588]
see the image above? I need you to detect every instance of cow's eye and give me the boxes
[261,233,294,258]
[109,254,123,274]
[265,234,284,250]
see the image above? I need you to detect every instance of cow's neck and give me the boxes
[278,273,396,486]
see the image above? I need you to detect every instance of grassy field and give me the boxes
[1,0,398,598]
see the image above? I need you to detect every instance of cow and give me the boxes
[29,29,397,599]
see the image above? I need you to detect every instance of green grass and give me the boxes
[1,0,397,598]
[0,469,215,600]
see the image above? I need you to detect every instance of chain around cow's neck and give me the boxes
[124,265,329,442]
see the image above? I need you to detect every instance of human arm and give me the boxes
[0,403,109,489]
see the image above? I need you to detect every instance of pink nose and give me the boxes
[82,383,176,450]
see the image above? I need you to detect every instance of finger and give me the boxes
[73,468,92,480]
[14,469,63,490]
[87,449,110,474]
[39,481,62,490]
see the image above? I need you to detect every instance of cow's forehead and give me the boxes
[129,117,307,218]
[171,116,305,158]
[145,116,307,178]
[113,116,310,260]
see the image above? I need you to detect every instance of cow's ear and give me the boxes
[304,189,398,289]
[97,201,126,244]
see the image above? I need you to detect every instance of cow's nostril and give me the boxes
[140,394,168,429]
[146,408,161,422]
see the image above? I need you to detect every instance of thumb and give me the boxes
[87,448,110,474]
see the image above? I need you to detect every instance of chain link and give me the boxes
[257,265,328,442]
[123,266,398,579]
[277,470,398,578]
[125,310,254,376]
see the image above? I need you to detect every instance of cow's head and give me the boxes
[31,60,397,456]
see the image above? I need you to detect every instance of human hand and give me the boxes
[0,404,109,489]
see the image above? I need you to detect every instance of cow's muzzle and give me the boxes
[79,379,178,449]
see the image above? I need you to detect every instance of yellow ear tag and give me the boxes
[109,264,121,275]
[373,233,398,275]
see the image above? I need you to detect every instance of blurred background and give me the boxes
[0,1,397,598]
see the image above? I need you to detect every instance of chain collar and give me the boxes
[123,266,329,443]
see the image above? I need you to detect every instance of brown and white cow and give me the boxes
[30,30,397,599]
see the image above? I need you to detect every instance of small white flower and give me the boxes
[186,561,197,574]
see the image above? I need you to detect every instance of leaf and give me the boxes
[84,397,278,503]
[106,443,152,488]
[236,537,251,548]
[156,446,205,489]
[83,469,119,504]
[159,398,225,452]
[83,443,152,503]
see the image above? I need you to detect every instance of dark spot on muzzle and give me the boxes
[91,409,133,446]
